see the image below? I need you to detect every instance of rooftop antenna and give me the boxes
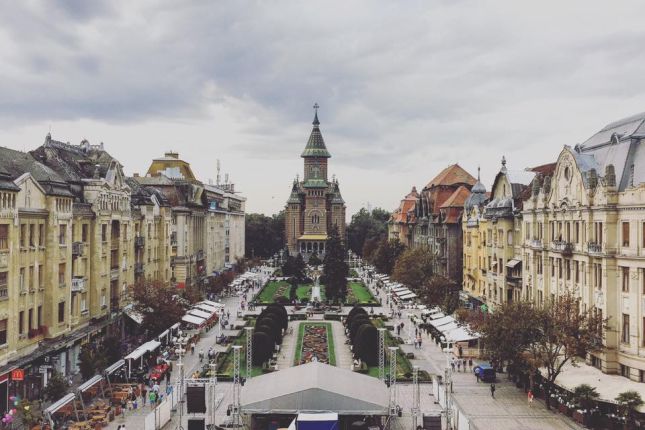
[216,159,221,186]
[225,173,229,185]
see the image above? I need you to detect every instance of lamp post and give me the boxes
[412,365,420,430]
[443,346,453,430]
[175,331,187,430]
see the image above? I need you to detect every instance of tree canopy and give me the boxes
[323,227,348,303]
[391,247,434,290]
[245,211,285,258]
[347,207,390,256]
[371,239,405,275]
[129,279,186,335]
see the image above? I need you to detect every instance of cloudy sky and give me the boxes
[1,1,645,216]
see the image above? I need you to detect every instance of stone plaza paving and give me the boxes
[101,274,585,430]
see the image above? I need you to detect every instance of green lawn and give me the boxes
[256,280,375,305]
[293,322,336,366]
[256,280,290,303]
[346,281,378,305]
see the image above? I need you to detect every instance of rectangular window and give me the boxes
[58,263,66,287]
[621,365,630,378]
[623,222,630,247]
[101,224,107,242]
[550,258,555,277]
[58,224,66,245]
[39,224,44,246]
[58,302,65,323]
[28,308,33,331]
[0,272,6,299]
[565,260,571,281]
[0,320,6,345]
[82,224,88,242]
[622,313,630,343]
[0,225,8,250]
[37,305,42,327]
[38,265,43,289]
[20,224,26,247]
[28,224,34,247]
[29,266,34,290]
[574,261,580,283]
[19,268,25,291]
[18,311,24,334]
[623,267,630,292]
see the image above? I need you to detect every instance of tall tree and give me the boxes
[391,247,434,290]
[528,292,606,409]
[417,275,460,313]
[323,227,349,303]
[347,207,390,255]
[244,211,285,258]
[372,238,405,275]
[129,279,186,335]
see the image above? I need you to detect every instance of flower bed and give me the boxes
[294,323,336,366]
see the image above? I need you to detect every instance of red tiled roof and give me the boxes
[440,185,470,209]
[391,186,418,223]
[528,162,557,177]
[425,164,476,189]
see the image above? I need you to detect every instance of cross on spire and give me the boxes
[312,102,320,126]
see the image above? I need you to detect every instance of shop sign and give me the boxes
[38,365,52,373]
[11,369,24,381]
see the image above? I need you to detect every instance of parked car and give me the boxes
[474,363,496,382]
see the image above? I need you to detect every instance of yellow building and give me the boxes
[522,112,645,379]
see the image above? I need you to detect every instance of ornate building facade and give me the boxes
[522,112,645,379]
[285,107,346,256]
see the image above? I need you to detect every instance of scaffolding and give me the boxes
[378,328,386,383]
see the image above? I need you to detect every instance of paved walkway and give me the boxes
[362,272,584,430]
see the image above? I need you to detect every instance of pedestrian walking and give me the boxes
[199,348,204,362]
[149,391,157,409]
[141,385,147,406]
[490,384,496,398]
[528,390,534,407]
[468,358,473,370]
[451,361,455,372]
[190,343,195,355]
[417,335,422,348]
[462,358,467,370]
[457,361,461,372]
[475,371,480,383]
[165,371,171,386]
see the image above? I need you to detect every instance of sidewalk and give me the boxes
[105,292,245,430]
[361,273,583,430]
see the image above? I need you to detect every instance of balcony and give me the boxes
[529,239,543,249]
[28,325,47,339]
[134,262,144,276]
[135,236,145,249]
[551,241,573,257]
[111,237,120,250]
[587,242,603,255]
[110,268,119,280]
[72,241,85,257]
[71,277,86,292]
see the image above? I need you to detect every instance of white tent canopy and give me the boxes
[44,393,76,415]
[241,362,388,415]
[182,314,206,326]
[201,300,225,308]
[399,292,417,300]
[444,327,479,343]
[77,375,103,393]
[188,309,213,319]
[429,316,455,327]
[193,303,218,313]
[104,360,125,376]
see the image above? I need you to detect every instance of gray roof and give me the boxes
[574,112,645,191]
[0,146,72,195]
[240,362,388,415]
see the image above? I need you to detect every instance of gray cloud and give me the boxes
[0,0,645,215]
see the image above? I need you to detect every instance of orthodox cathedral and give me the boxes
[285,105,346,256]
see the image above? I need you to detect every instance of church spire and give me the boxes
[301,102,331,158]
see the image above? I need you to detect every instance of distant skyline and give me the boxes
[1,1,645,216]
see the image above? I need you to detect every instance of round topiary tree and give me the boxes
[350,315,371,341]
[256,315,283,344]
[347,306,367,325]
[252,331,273,365]
[263,309,287,332]
[355,323,378,365]
[255,323,276,344]
[266,304,288,329]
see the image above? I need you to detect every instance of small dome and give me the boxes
[471,180,486,194]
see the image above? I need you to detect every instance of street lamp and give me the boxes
[442,346,453,430]
[175,331,188,430]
